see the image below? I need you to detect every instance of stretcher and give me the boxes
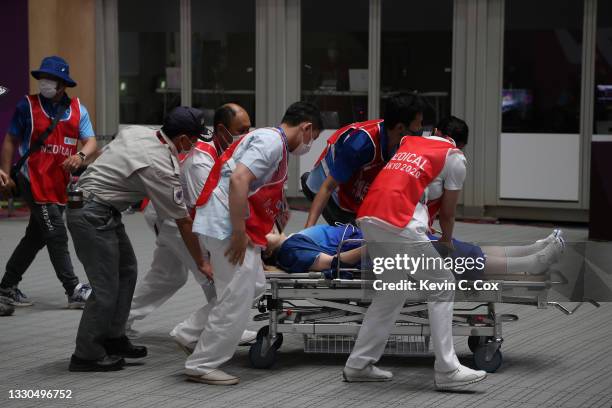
[250,239,600,372]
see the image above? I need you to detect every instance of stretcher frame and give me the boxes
[250,239,600,372]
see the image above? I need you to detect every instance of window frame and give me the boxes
[97,0,600,212]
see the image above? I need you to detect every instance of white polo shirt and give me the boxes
[192,128,285,241]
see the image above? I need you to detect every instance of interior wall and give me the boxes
[28,0,96,129]
[0,0,29,149]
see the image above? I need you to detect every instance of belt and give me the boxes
[80,188,97,202]
[81,189,119,212]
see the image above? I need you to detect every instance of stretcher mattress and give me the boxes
[263,267,547,282]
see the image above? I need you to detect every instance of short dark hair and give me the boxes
[213,104,236,129]
[281,101,323,130]
[383,93,427,129]
[261,247,280,267]
[436,116,469,147]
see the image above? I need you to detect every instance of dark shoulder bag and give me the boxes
[10,99,71,197]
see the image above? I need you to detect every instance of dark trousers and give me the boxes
[67,200,137,359]
[1,176,78,295]
[300,172,356,226]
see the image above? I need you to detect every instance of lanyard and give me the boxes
[156,131,167,144]
[276,126,289,153]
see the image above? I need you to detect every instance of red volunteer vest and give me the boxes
[313,119,385,212]
[193,139,221,162]
[196,129,288,248]
[187,140,220,218]
[357,136,457,229]
[26,95,80,204]
[140,140,220,218]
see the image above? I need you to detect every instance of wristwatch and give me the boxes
[76,151,87,161]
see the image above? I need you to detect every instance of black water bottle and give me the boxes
[67,176,83,209]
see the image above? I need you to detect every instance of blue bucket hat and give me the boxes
[31,56,76,87]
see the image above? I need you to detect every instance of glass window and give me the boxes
[301,0,369,129]
[118,0,180,124]
[191,0,256,126]
[594,0,612,135]
[380,0,453,127]
[502,0,583,133]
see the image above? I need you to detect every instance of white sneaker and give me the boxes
[238,330,257,345]
[537,229,565,248]
[434,364,487,390]
[187,369,239,385]
[553,229,566,251]
[343,365,393,382]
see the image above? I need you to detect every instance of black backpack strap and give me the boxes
[12,98,72,173]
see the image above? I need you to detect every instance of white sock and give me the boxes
[503,231,557,257]
[506,253,545,275]
[506,240,561,275]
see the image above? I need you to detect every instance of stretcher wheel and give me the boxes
[473,347,503,373]
[468,336,492,353]
[256,326,284,349]
[249,340,278,369]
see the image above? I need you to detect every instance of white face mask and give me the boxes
[175,135,194,154]
[39,79,58,99]
[220,125,242,148]
[290,127,314,156]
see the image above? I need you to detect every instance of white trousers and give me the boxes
[184,236,266,375]
[127,221,213,329]
[345,221,460,373]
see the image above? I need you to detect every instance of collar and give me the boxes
[425,134,457,146]
[39,93,71,116]
[157,130,180,157]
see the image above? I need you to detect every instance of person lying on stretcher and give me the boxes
[262,224,566,279]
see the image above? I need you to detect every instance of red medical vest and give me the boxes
[357,136,457,229]
[26,95,80,205]
[196,129,288,248]
[313,119,385,212]
[186,140,220,218]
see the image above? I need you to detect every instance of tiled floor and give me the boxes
[1,211,610,408]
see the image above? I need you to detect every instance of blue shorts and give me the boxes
[428,234,485,280]
[277,234,356,279]
[277,234,322,274]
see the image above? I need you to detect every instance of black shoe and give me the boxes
[104,336,148,359]
[69,354,125,372]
